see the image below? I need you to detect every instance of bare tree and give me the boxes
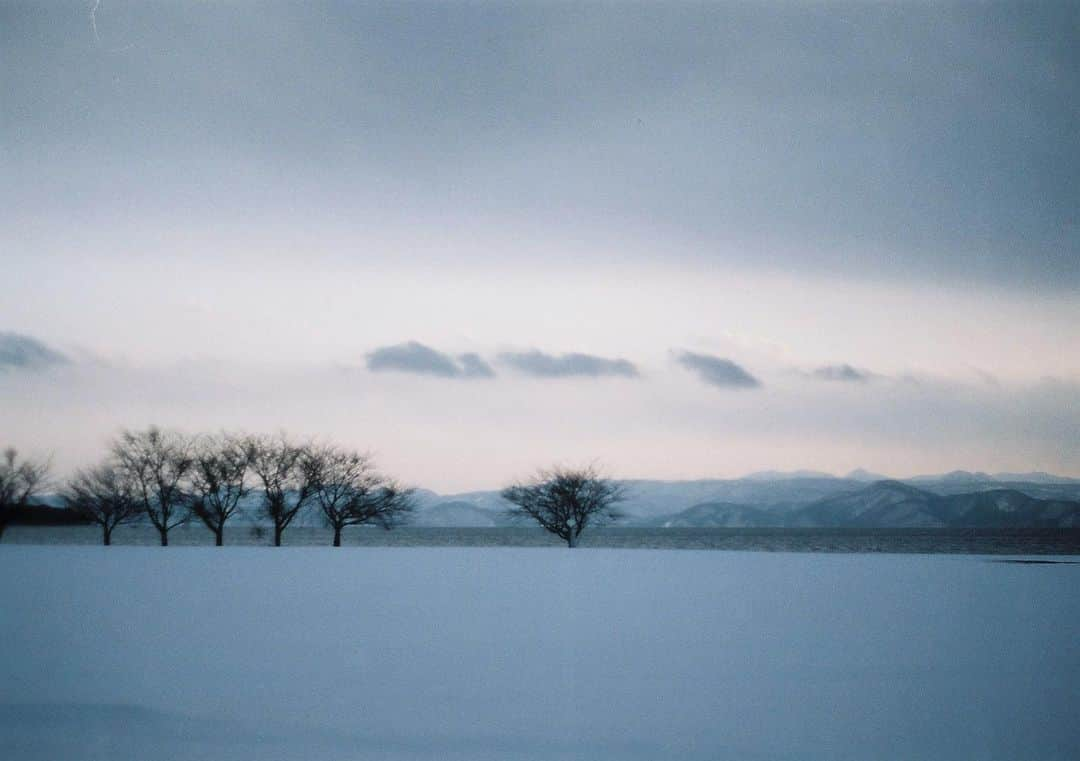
[502,465,625,547]
[111,427,195,546]
[307,445,414,546]
[189,433,250,546]
[64,464,142,545]
[0,447,51,541]
[245,433,318,546]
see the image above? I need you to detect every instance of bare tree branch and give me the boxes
[0,447,51,541]
[307,444,414,546]
[244,433,317,547]
[502,464,624,547]
[111,426,195,546]
[63,463,142,545]
[189,433,250,546]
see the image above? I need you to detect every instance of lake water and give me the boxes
[5,524,1080,554]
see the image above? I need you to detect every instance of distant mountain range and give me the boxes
[652,481,1080,529]
[411,471,1080,529]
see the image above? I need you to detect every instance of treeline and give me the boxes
[0,428,412,546]
[2,432,626,548]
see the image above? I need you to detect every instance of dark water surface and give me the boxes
[5,524,1080,554]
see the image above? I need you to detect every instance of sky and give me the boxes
[1,1,1078,490]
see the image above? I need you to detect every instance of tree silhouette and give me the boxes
[245,433,317,546]
[307,445,414,546]
[64,463,142,545]
[0,447,50,541]
[189,433,250,546]
[502,465,624,547]
[111,427,194,546]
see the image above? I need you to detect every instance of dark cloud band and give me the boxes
[498,350,639,379]
[0,332,68,371]
[811,364,870,383]
[676,351,760,389]
[366,342,495,379]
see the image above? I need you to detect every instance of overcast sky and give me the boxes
[2,1,1077,490]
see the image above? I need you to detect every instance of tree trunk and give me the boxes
[103,526,112,546]
[274,525,283,547]
[159,527,169,547]
[215,527,224,546]
[0,517,7,542]
[333,526,342,547]
[567,532,576,548]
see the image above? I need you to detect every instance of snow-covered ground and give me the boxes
[1,547,1077,760]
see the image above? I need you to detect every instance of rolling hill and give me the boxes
[658,481,1080,528]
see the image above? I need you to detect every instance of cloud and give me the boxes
[459,353,496,379]
[676,351,761,389]
[366,342,494,379]
[498,350,639,379]
[6,4,1078,290]
[0,332,68,371]
[811,364,871,383]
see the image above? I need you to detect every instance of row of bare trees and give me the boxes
[13,428,413,546]
[3,433,627,549]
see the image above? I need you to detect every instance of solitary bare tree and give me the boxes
[189,433,250,546]
[502,465,625,547]
[245,433,318,546]
[307,445,414,546]
[0,447,51,541]
[111,427,195,546]
[64,464,142,545]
